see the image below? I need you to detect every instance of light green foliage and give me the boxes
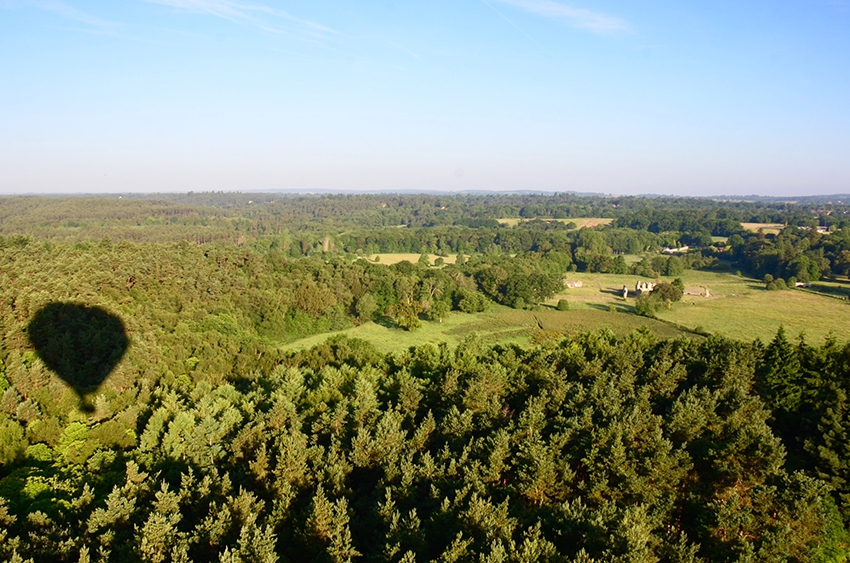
[0,327,848,561]
[354,293,378,322]
[0,415,27,466]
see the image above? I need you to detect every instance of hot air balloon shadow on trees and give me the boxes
[27,303,129,413]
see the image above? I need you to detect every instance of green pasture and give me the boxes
[282,308,528,354]
[552,269,850,343]
[283,268,849,354]
[621,254,645,265]
[280,304,694,355]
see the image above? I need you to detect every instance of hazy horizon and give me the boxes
[4,189,850,202]
[2,1,849,196]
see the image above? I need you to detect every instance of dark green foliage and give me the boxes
[1,320,848,561]
[468,257,562,307]
[731,225,849,281]
[454,290,488,313]
[27,304,128,411]
[634,283,683,318]
[665,256,685,276]
[635,292,663,317]
[653,282,684,304]
[556,299,570,311]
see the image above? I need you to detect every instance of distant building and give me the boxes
[799,226,830,234]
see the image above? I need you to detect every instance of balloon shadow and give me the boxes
[27,303,128,413]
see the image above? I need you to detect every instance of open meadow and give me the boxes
[364,253,458,265]
[283,267,850,354]
[496,217,614,228]
[280,304,695,354]
[551,269,850,343]
[741,222,786,235]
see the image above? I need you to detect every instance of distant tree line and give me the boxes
[2,194,848,243]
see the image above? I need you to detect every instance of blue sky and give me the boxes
[1,0,849,195]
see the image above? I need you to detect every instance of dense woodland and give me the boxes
[1,193,849,562]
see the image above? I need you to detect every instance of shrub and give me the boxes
[635,293,662,317]
[456,290,487,313]
[652,282,683,304]
[665,257,685,276]
[556,299,569,311]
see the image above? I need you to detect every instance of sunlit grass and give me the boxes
[281,303,694,355]
[496,217,614,228]
[741,222,785,235]
[282,267,849,354]
[550,269,850,343]
[364,253,458,266]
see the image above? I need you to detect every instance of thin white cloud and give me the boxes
[480,0,546,50]
[142,0,338,37]
[492,0,627,33]
[5,0,121,31]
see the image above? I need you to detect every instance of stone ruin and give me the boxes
[635,281,656,295]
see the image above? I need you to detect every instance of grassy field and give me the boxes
[364,253,458,266]
[550,269,850,343]
[281,304,695,355]
[496,217,614,228]
[282,267,849,354]
[741,222,785,235]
